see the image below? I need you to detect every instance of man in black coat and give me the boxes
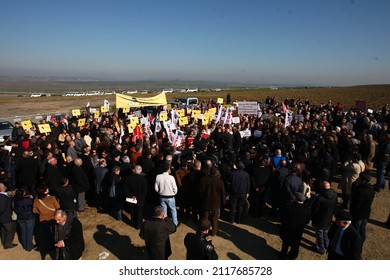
[54,210,85,260]
[17,150,39,196]
[123,165,148,229]
[311,181,338,254]
[70,158,90,212]
[139,206,176,260]
[45,156,63,196]
[0,183,18,249]
[349,171,375,243]
[328,210,363,260]
[229,161,250,223]
[281,165,304,210]
[278,192,311,260]
[184,219,218,260]
[250,159,272,217]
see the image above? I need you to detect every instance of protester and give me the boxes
[278,192,311,260]
[327,209,363,260]
[139,205,176,260]
[184,218,218,260]
[311,181,338,254]
[0,183,18,249]
[13,188,35,251]
[54,209,85,260]
[154,162,179,226]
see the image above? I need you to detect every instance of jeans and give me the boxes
[352,219,367,242]
[315,227,329,252]
[18,218,35,251]
[375,161,389,191]
[113,199,123,221]
[159,197,178,226]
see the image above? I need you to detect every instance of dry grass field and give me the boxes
[0,83,389,260]
[1,84,390,119]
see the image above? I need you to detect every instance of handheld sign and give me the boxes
[159,112,168,121]
[94,111,100,119]
[78,118,86,127]
[21,120,33,131]
[122,106,130,113]
[176,109,185,117]
[38,124,51,134]
[130,116,139,124]
[72,109,81,117]
[217,98,223,104]
[191,110,201,119]
[127,124,134,134]
[100,106,108,113]
[179,117,188,126]
[208,108,217,116]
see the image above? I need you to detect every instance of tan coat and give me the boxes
[33,196,60,222]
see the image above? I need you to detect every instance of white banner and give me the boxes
[237,101,258,115]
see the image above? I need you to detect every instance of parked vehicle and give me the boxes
[0,120,14,145]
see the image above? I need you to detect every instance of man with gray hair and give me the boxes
[124,165,148,229]
[120,155,133,179]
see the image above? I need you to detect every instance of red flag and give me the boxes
[282,102,288,113]
[132,125,144,143]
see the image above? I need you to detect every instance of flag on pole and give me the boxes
[285,110,293,127]
[132,125,144,143]
[216,105,223,123]
[155,113,161,133]
[282,102,288,113]
[104,99,110,111]
[223,107,232,125]
[119,124,124,144]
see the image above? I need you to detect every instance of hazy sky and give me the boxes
[1,0,389,86]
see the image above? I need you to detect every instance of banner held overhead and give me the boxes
[116,92,167,109]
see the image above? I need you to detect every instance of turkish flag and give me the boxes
[132,125,144,143]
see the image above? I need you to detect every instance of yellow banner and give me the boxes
[21,120,33,131]
[72,109,81,117]
[101,106,108,113]
[159,112,168,121]
[78,118,86,127]
[116,92,167,108]
[191,110,201,119]
[38,124,51,133]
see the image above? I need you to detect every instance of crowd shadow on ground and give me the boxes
[217,220,279,260]
[93,224,147,260]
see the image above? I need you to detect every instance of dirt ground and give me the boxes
[1,178,389,261]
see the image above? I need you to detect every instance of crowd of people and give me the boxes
[0,95,389,260]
